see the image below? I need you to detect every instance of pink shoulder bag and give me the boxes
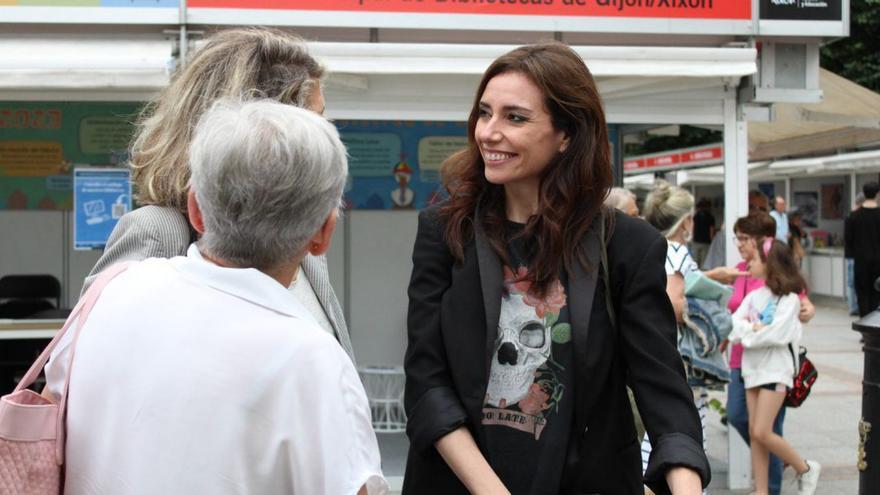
[0,262,131,494]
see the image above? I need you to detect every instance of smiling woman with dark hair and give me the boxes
[403,42,709,495]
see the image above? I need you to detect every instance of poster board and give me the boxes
[73,167,131,250]
[338,120,466,210]
[0,102,140,210]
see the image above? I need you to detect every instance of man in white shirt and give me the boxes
[46,100,387,495]
[770,196,789,241]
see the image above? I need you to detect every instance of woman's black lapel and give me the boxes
[474,218,503,379]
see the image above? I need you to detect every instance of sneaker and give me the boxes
[797,459,821,495]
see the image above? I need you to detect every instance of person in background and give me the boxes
[45,100,387,494]
[605,186,640,217]
[846,181,880,317]
[788,210,808,268]
[82,28,357,364]
[403,42,709,495]
[729,238,821,495]
[724,213,816,495]
[770,196,789,241]
[640,182,741,492]
[750,190,771,214]
[691,198,715,267]
[702,190,770,270]
[845,192,866,316]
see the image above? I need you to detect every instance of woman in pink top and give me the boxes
[725,213,815,495]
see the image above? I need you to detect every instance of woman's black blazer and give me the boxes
[403,205,710,495]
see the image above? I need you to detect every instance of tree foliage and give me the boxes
[820,0,880,92]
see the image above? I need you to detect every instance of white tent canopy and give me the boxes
[0,38,174,99]
[0,38,756,112]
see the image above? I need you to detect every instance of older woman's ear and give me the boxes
[308,209,339,256]
[187,189,206,236]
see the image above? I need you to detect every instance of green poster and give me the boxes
[0,102,141,210]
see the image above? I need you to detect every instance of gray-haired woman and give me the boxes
[84,28,355,362]
[47,100,387,494]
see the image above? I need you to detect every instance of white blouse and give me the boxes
[46,246,387,495]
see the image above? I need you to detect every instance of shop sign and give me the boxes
[759,0,841,21]
[190,0,751,19]
[73,168,132,250]
[623,143,722,175]
[187,0,756,34]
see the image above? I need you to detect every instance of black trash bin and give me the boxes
[852,281,880,494]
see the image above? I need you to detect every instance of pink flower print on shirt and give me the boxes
[523,279,567,319]
[503,265,532,294]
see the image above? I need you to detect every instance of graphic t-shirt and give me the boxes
[481,222,574,495]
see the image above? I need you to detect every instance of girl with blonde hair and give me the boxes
[84,27,355,363]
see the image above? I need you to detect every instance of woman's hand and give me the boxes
[752,322,765,332]
[665,466,702,494]
[799,297,816,323]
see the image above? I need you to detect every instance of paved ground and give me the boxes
[706,297,862,494]
[380,298,864,494]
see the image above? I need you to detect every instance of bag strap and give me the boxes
[779,295,800,378]
[13,262,133,465]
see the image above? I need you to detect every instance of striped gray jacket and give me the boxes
[83,205,356,365]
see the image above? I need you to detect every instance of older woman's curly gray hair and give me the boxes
[189,99,347,271]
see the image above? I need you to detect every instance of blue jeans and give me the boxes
[847,258,859,314]
[728,368,786,495]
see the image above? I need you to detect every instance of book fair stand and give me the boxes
[0,0,852,489]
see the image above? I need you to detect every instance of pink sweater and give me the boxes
[727,261,765,369]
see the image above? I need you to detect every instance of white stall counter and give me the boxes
[0,319,63,340]
[803,249,846,299]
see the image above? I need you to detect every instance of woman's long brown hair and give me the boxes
[759,239,807,296]
[440,42,613,297]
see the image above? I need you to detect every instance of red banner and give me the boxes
[190,0,751,20]
[623,143,723,174]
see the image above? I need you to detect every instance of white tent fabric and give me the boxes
[0,38,174,92]
[0,38,755,95]
[307,42,757,78]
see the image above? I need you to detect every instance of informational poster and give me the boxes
[336,120,467,210]
[793,191,819,228]
[0,102,140,210]
[820,183,844,220]
[759,0,841,21]
[73,168,131,250]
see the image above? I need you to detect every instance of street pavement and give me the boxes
[706,297,862,494]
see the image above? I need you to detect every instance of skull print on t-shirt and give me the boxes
[482,265,571,440]
[480,223,575,495]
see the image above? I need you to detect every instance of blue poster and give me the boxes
[73,168,131,250]
[336,120,467,210]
